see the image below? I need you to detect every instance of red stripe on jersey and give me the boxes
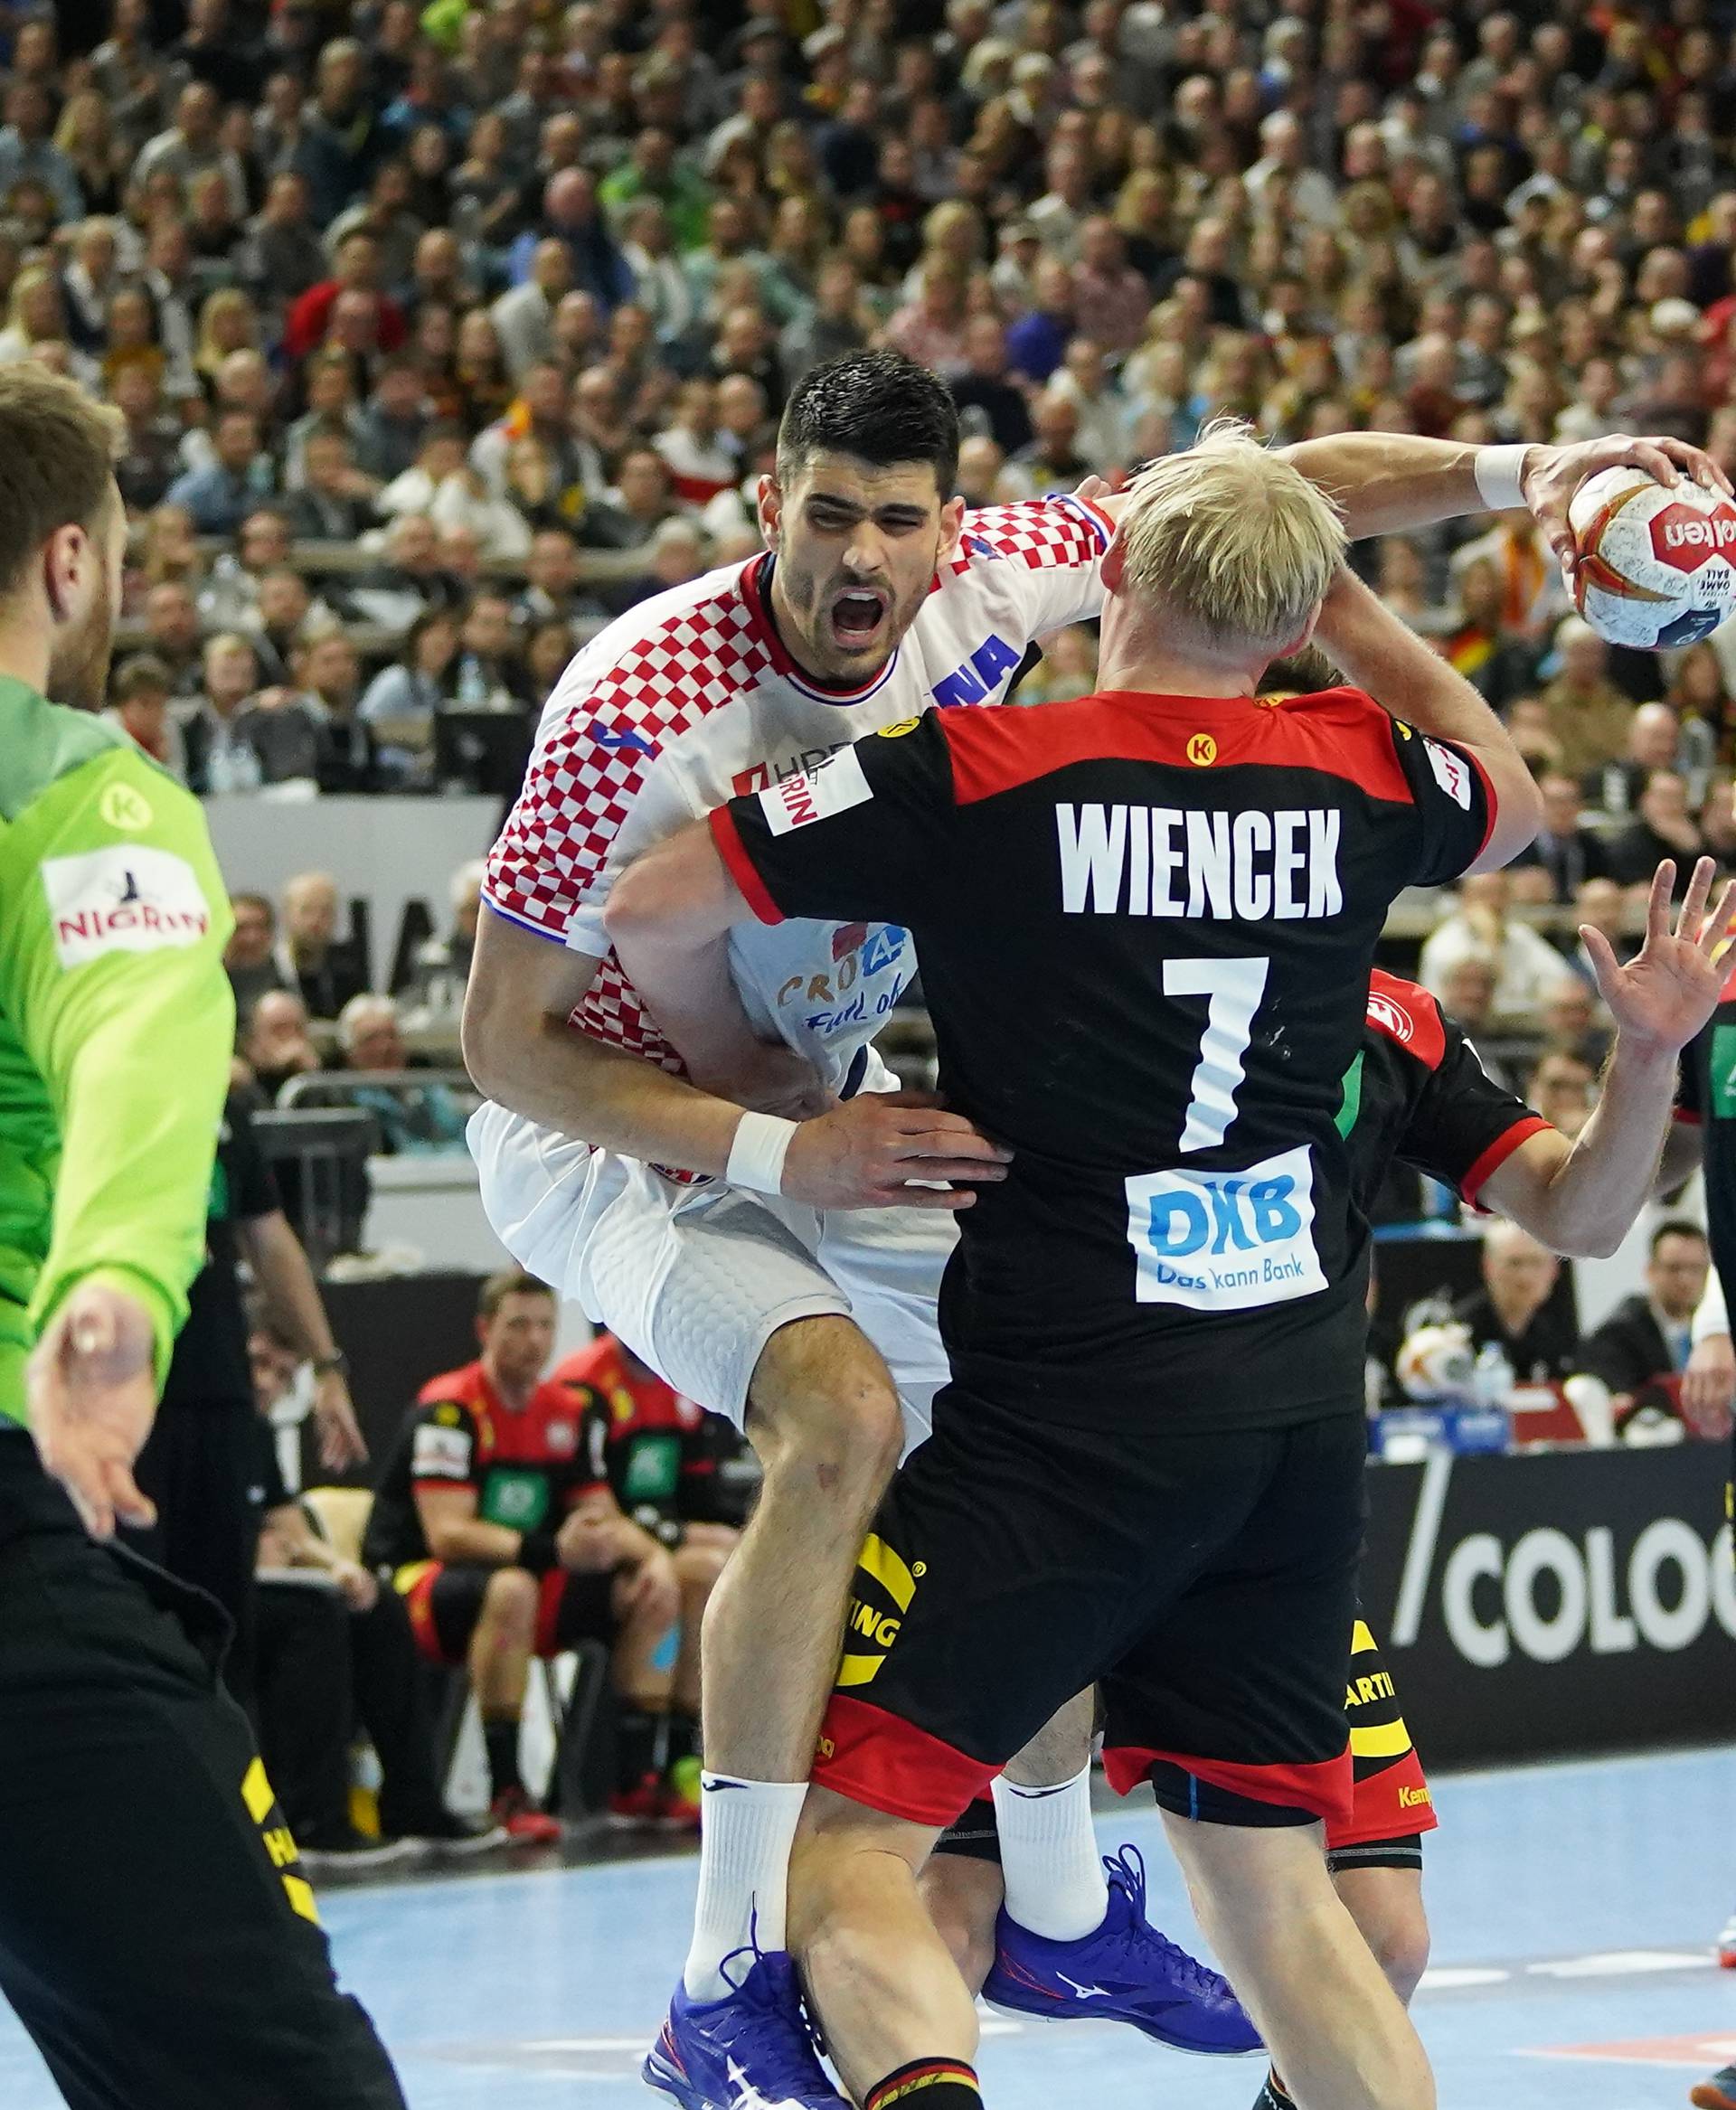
[711,805,785,925]
[1103,1743,1354,1829]
[1459,1114,1553,1206]
[1365,970,1448,1070]
[936,687,1416,808]
[813,1693,995,1825]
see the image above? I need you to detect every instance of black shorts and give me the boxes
[0,1427,402,2110]
[393,1559,618,1666]
[933,1610,1435,1873]
[813,1390,1364,1832]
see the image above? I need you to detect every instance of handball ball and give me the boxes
[1568,466,1736,649]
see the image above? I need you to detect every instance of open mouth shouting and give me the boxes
[826,583,892,655]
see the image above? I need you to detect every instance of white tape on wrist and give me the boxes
[726,1111,798,1196]
[1473,444,1529,513]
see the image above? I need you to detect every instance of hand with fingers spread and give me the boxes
[779,1089,1012,1211]
[25,1280,160,1540]
[1522,435,1736,579]
[1580,856,1736,1056]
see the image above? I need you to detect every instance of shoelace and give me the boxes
[1100,1844,1241,2003]
[712,1916,837,2100]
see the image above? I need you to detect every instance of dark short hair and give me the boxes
[230,889,274,924]
[477,1268,555,1322]
[111,652,173,702]
[1651,1219,1707,1258]
[0,366,120,601]
[776,348,959,496]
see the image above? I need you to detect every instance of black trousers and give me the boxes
[127,1395,261,1703]
[0,1429,404,2110]
[257,1580,452,1845]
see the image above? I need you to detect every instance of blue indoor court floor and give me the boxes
[6,1744,1736,2107]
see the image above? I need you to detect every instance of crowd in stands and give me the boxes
[0,0,1713,820]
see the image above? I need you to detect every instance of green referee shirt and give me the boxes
[0,676,234,1426]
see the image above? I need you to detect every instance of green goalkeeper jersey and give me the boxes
[0,677,234,1427]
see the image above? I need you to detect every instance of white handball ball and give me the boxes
[1567,466,1736,649]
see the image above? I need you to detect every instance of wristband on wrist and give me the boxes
[312,1351,348,1377]
[726,1110,798,1195]
[516,1528,559,1574]
[1473,444,1530,513]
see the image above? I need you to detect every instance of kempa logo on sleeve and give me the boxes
[759,746,873,835]
[42,844,211,967]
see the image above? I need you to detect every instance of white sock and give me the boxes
[993,1763,1109,1942]
[682,1775,809,2001]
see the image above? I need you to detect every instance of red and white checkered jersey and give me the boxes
[484,494,1111,1090]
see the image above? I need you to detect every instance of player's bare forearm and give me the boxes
[1086,437,1479,540]
[465,901,745,1178]
[1279,433,1481,539]
[240,1210,340,1362]
[1656,1121,1703,1195]
[1312,568,1541,866]
[1481,1034,1677,1258]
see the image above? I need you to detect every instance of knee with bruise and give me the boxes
[748,1317,902,1504]
[480,1564,540,1641]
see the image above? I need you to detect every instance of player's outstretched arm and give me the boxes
[1084,437,1728,577]
[1275,431,1730,565]
[1478,859,1736,1258]
[1312,566,1542,869]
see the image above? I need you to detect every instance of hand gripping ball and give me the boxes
[1567,466,1736,649]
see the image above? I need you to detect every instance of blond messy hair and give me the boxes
[1116,419,1346,653]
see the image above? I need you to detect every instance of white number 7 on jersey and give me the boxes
[1165,957,1268,1153]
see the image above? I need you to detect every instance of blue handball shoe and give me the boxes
[983,1843,1263,2056]
[643,1938,846,2110]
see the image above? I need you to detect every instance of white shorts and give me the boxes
[467,1097,956,1450]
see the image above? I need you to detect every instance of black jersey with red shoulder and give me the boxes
[714,691,1494,1429]
[362,1359,607,1568]
[1346,970,1551,1210]
[1678,965,1736,1295]
[552,1334,757,1538]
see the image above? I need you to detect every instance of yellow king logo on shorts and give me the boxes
[877,717,921,739]
[836,1533,918,1687]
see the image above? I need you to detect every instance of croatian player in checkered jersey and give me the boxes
[461,348,1725,2110]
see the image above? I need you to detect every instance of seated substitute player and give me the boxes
[363,1271,681,1840]
[553,1328,757,1824]
[462,341,1722,2110]
[608,429,1546,2110]
[914,852,1735,2110]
